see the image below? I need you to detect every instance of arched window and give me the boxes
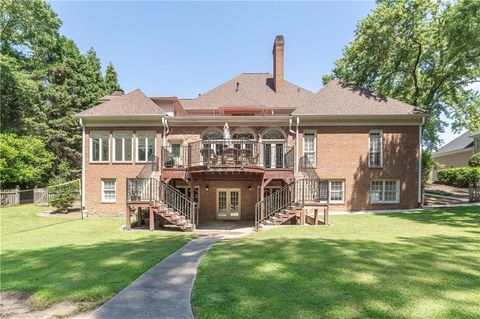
[261,128,286,168]
[232,128,255,150]
[202,128,224,155]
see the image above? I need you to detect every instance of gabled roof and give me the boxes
[434,132,474,155]
[292,80,426,116]
[180,73,313,109]
[76,89,165,117]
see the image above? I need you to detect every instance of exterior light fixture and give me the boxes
[205,184,209,191]
[248,184,252,191]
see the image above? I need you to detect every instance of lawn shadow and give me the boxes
[0,235,191,308]
[193,233,480,319]
[381,207,480,229]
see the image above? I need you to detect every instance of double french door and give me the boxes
[216,188,241,219]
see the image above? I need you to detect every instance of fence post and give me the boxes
[16,185,20,205]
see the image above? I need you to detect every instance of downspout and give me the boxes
[162,116,170,147]
[80,118,86,213]
[418,116,425,207]
[295,117,300,174]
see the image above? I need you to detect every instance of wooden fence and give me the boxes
[0,188,20,206]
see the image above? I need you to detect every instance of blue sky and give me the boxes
[50,1,461,144]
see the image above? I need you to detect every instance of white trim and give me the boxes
[432,147,474,158]
[81,123,86,208]
[368,129,383,168]
[328,180,345,204]
[136,130,156,162]
[101,179,116,203]
[216,188,241,220]
[112,131,133,163]
[370,180,400,204]
[418,117,424,204]
[90,131,110,163]
[302,130,317,168]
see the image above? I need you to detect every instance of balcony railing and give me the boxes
[161,139,294,170]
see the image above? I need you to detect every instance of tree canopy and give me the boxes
[324,0,480,149]
[0,0,122,183]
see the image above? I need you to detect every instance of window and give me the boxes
[370,180,399,203]
[102,179,116,202]
[136,131,156,162]
[303,131,316,167]
[90,131,110,162]
[113,131,132,162]
[369,130,383,167]
[329,180,344,203]
[169,141,183,166]
[262,128,286,168]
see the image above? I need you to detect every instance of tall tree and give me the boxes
[104,62,122,94]
[324,0,480,149]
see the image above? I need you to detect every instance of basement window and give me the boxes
[370,180,400,204]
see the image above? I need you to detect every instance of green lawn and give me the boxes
[192,207,480,319]
[0,205,194,309]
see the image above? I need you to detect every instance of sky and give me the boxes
[49,0,463,145]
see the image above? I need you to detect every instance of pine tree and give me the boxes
[104,62,122,94]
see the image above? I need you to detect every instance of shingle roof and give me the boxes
[434,132,474,155]
[180,73,313,109]
[292,80,426,116]
[76,89,165,117]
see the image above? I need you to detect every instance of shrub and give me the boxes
[468,153,480,167]
[437,167,480,187]
[48,180,79,213]
[422,150,434,184]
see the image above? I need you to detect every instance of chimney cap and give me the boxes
[274,35,285,44]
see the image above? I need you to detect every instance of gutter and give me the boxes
[162,116,170,147]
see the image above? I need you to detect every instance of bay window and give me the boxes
[90,131,110,162]
[136,131,156,162]
[113,131,133,162]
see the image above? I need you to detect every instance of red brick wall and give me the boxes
[84,127,162,215]
[299,126,420,211]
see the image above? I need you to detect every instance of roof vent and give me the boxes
[235,82,240,92]
[111,90,124,96]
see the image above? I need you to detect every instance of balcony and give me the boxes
[161,139,294,172]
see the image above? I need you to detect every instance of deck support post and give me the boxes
[300,207,305,225]
[126,206,132,230]
[324,206,329,225]
[149,207,154,231]
[260,178,272,220]
[314,208,318,225]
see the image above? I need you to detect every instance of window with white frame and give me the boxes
[136,131,156,162]
[370,180,399,203]
[303,131,316,167]
[369,130,383,167]
[329,180,344,203]
[113,131,132,162]
[102,179,116,202]
[90,131,110,162]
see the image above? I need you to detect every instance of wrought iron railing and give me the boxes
[137,154,159,178]
[161,139,294,170]
[126,177,198,229]
[255,181,296,228]
[255,178,330,229]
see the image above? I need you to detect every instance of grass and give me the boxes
[192,207,480,319]
[0,205,195,309]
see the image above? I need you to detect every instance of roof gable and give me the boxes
[292,80,426,116]
[435,132,474,155]
[76,89,165,117]
[181,73,313,109]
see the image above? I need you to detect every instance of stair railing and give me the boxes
[159,180,198,229]
[255,181,296,229]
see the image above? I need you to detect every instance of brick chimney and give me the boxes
[273,35,285,91]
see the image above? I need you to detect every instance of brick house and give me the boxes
[76,36,427,230]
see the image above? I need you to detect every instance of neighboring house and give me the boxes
[433,131,479,169]
[76,36,427,230]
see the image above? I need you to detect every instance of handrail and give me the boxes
[137,154,159,178]
[255,181,296,229]
[255,178,331,229]
[126,177,198,229]
[161,139,294,170]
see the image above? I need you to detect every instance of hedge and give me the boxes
[469,153,480,167]
[437,167,480,187]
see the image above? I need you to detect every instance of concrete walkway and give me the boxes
[86,236,220,319]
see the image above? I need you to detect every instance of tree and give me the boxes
[105,62,122,94]
[324,0,480,149]
[0,134,54,188]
